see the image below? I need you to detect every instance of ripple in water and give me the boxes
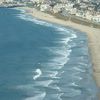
[15,9,98,100]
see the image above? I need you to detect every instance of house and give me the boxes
[76,10,86,18]
[3,0,14,3]
[40,4,52,12]
[31,0,44,4]
[0,0,5,4]
[92,15,100,23]
[61,8,70,16]
[60,0,68,3]
[85,11,93,20]
[53,4,64,13]
[70,8,77,15]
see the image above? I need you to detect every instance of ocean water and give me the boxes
[0,8,98,100]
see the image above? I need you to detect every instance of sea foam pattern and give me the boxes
[15,9,98,100]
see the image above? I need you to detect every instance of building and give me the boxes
[92,15,100,23]
[0,0,5,4]
[60,0,67,3]
[53,4,64,13]
[6,0,13,2]
[30,0,45,4]
[40,4,52,11]
[0,0,14,3]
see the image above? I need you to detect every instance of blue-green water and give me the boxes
[0,8,98,100]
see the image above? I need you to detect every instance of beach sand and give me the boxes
[19,7,100,97]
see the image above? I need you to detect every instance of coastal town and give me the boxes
[0,0,100,24]
[0,0,100,99]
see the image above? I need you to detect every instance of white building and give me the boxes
[53,4,64,13]
[0,0,14,3]
[30,0,44,4]
[40,4,52,12]
[92,15,100,23]
[83,0,89,2]
[60,0,67,3]
[76,10,86,18]
[76,0,81,3]
[85,11,92,20]
[6,0,13,2]
[70,8,77,15]
[0,0,5,4]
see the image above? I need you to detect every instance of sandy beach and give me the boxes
[20,7,100,96]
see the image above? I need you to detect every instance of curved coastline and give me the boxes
[16,7,100,99]
[19,7,100,80]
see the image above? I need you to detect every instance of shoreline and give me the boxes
[20,7,100,82]
[18,7,100,97]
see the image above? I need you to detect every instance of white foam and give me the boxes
[70,82,79,87]
[47,47,70,57]
[78,62,87,66]
[43,62,63,70]
[17,14,33,22]
[25,92,46,100]
[60,38,71,44]
[14,8,26,13]
[42,49,70,69]
[16,11,79,99]
[16,9,77,36]
[16,12,77,42]
[35,70,60,79]
[49,71,59,78]
[71,33,77,39]
[58,93,64,100]
[73,67,85,73]
[49,57,68,65]
[56,27,68,32]
[49,84,61,92]
[49,48,71,63]
[33,69,42,80]
[17,14,55,28]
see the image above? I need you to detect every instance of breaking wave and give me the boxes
[14,9,98,100]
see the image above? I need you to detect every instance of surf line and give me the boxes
[33,68,42,80]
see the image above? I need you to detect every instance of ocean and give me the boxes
[0,8,98,100]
